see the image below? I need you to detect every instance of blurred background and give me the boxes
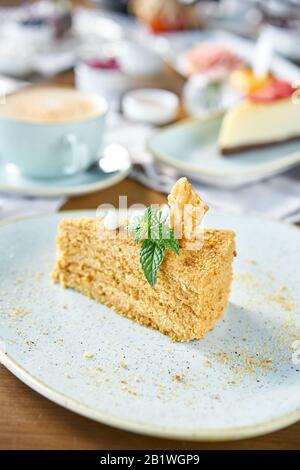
[1,0,300,223]
[1,1,300,86]
[1,1,300,452]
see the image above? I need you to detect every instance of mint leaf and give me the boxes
[129,206,180,286]
[140,240,165,286]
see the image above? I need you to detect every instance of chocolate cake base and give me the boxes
[220,135,300,156]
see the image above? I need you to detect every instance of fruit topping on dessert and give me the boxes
[249,79,294,103]
[229,68,273,95]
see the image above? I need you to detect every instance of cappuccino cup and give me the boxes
[0,87,107,178]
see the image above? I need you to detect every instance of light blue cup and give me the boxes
[0,90,107,179]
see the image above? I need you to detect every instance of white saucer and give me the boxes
[0,160,131,197]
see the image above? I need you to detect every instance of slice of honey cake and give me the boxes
[52,178,236,341]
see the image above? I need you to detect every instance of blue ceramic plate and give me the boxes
[148,115,300,187]
[0,211,299,440]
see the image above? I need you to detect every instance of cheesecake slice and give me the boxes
[219,78,298,155]
[52,179,236,341]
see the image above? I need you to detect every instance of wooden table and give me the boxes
[0,35,299,451]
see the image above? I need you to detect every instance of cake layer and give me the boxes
[52,217,236,341]
[219,97,300,155]
[220,135,300,155]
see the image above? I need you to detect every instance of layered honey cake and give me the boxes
[52,178,236,341]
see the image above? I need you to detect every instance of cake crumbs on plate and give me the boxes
[233,272,261,288]
[119,361,128,369]
[210,350,274,380]
[15,276,23,285]
[8,306,30,319]
[34,271,44,281]
[173,374,185,383]
[267,288,295,312]
[211,394,221,401]
[244,259,257,266]
[121,386,139,397]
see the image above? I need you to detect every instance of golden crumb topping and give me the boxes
[167,177,208,245]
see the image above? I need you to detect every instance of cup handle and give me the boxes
[63,133,90,175]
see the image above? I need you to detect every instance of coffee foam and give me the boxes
[0,87,106,124]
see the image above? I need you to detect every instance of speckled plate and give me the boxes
[0,211,299,441]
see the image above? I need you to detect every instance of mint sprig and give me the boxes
[129,207,180,286]
[140,240,165,286]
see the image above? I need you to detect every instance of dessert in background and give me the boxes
[75,41,163,107]
[131,0,201,33]
[52,178,236,341]
[183,43,245,78]
[181,43,245,116]
[229,68,273,95]
[219,78,297,155]
[75,53,130,108]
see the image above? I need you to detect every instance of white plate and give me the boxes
[0,161,131,197]
[147,115,300,188]
[0,211,299,440]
